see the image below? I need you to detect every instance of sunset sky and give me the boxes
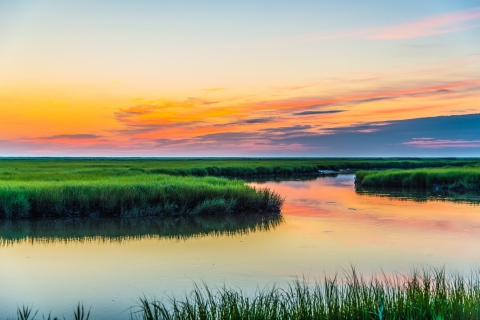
[1,1,479,156]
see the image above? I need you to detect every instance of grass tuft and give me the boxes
[11,268,480,319]
[131,267,480,320]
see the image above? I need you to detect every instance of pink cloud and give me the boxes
[273,6,480,45]
[372,7,480,39]
[403,139,480,149]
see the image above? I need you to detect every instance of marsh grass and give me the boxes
[0,175,284,219]
[2,158,477,219]
[131,268,480,320]
[10,268,480,319]
[356,167,480,191]
[11,303,90,320]
[0,158,478,182]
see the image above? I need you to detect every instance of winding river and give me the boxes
[1,174,479,319]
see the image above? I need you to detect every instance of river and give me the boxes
[1,174,479,319]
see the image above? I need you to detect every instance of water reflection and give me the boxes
[356,187,480,204]
[2,175,480,320]
[245,174,331,183]
[0,214,283,246]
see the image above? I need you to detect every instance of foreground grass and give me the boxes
[0,175,283,219]
[12,268,480,320]
[0,158,478,181]
[356,167,480,191]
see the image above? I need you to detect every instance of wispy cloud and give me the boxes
[272,6,480,45]
[293,110,345,116]
[203,88,224,92]
[39,134,102,140]
[373,7,480,39]
[402,138,480,148]
[215,117,275,126]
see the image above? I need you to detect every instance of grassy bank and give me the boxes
[12,268,480,320]
[356,167,480,191]
[0,215,283,245]
[0,175,283,219]
[0,157,479,180]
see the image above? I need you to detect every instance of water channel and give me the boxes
[1,174,479,319]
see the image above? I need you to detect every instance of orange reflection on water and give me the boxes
[251,175,480,266]
[1,175,480,319]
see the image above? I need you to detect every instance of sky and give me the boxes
[1,0,479,156]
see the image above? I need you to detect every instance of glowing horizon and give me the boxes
[1,1,480,156]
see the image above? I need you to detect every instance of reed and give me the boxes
[0,175,283,219]
[131,268,480,320]
[12,303,90,320]
[356,167,480,191]
[11,268,480,319]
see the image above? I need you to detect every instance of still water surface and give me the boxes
[1,175,479,319]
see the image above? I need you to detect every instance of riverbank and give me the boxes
[355,167,480,191]
[0,175,283,219]
[12,268,480,320]
[2,158,479,219]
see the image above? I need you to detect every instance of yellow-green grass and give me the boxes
[356,167,480,191]
[0,157,479,181]
[0,175,283,219]
[1,158,479,218]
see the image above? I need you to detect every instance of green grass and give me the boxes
[12,303,90,320]
[1,158,479,218]
[0,157,478,181]
[356,166,480,191]
[132,268,480,320]
[12,268,480,320]
[0,175,283,219]
[0,214,283,245]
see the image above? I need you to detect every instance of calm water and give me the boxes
[1,174,480,319]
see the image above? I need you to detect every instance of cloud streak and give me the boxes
[39,134,102,140]
[402,139,480,149]
[293,110,345,116]
[274,6,480,45]
[372,7,480,39]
